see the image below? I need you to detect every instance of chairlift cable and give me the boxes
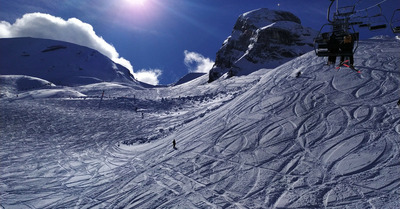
[354,0,388,13]
[355,0,362,6]
[353,0,363,10]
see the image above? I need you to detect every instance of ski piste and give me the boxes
[336,60,361,73]
[1,37,399,209]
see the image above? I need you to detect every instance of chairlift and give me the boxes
[368,4,388,31]
[314,0,358,57]
[369,16,388,30]
[349,16,364,25]
[390,9,400,33]
[337,5,356,17]
[349,10,367,26]
[314,24,359,57]
[359,22,371,28]
[314,25,332,57]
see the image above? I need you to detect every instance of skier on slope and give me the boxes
[339,35,355,69]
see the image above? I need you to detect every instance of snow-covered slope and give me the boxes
[0,37,137,86]
[0,75,85,99]
[0,37,399,209]
[174,72,207,86]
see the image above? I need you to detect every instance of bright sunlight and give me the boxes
[125,0,147,6]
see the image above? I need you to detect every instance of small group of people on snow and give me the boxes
[326,33,355,69]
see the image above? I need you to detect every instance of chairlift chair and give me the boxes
[350,10,368,26]
[368,4,388,31]
[314,24,359,57]
[314,27,333,57]
[357,11,370,28]
[369,15,388,30]
[337,5,356,17]
[359,22,371,28]
[314,0,359,57]
[390,9,400,33]
[350,17,363,26]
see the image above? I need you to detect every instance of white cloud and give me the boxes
[0,21,12,37]
[133,69,162,86]
[0,12,134,74]
[184,50,214,73]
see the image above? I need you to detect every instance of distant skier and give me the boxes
[173,139,177,149]
[397,99,400,107]
[296,71,301,78]
[339,35,355,69]
[327,33,339,65]
[98,90,105,109]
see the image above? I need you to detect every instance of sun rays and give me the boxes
[125,0,147,6]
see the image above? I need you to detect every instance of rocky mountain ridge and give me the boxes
[209,8,317,82]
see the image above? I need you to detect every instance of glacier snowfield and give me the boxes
[1,38,400,208]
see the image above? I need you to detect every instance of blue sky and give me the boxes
[0,0,398,85]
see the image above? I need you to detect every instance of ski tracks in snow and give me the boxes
[146,40,400,208]
[1,39,399,208]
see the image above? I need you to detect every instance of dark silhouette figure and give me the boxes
[173,139,177,149]
[98,90,105,109]
[340,35,354,68]
[327,33,339,65]
[296,72,301,78]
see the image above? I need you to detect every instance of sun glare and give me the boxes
[125,0,147,6]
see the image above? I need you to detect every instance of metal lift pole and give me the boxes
[337,0,339,14]
[328,0,336,23]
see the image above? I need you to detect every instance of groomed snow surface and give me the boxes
[1,38,400,208]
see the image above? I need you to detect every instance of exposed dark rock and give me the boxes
[208,8,317,82]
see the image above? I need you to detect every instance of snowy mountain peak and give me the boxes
[209,8,317,82]
[0,37,136,86]
[239,8,301,29]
